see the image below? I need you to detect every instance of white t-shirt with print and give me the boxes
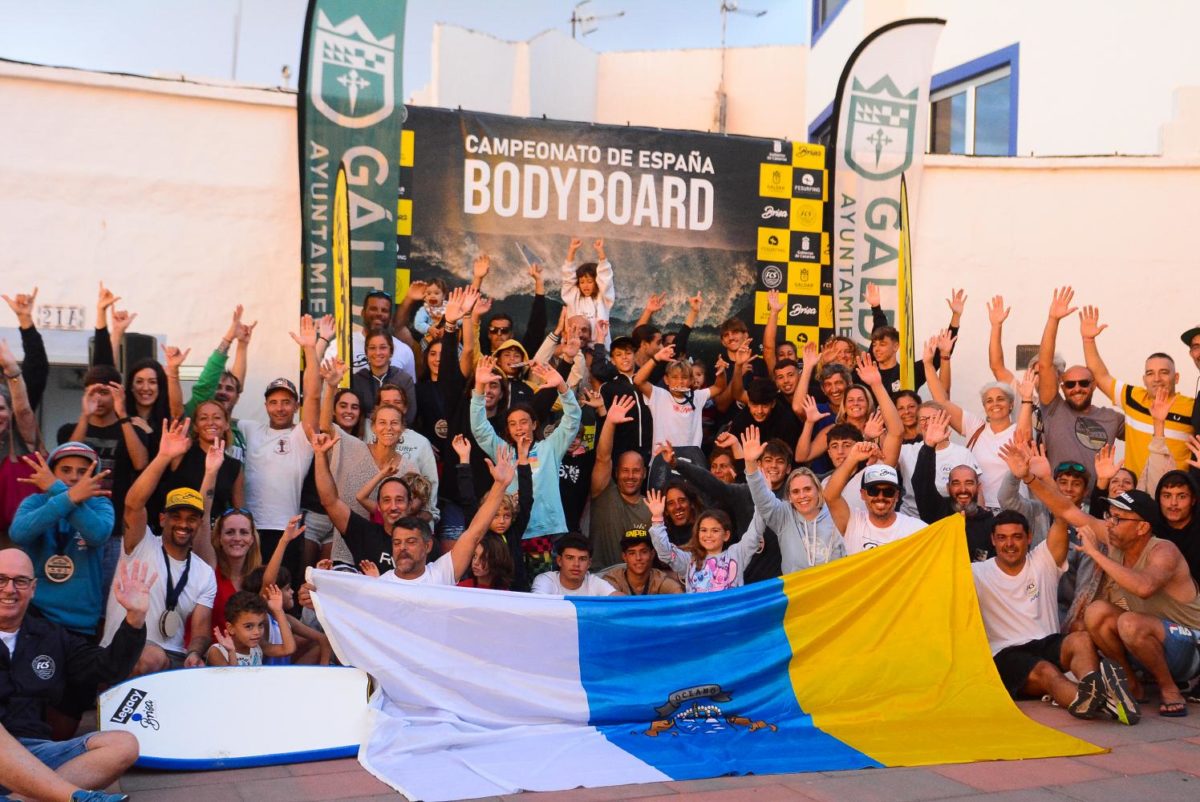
[238,421,314,530]
[379,552,457,586]
[644,386,710,449]
[842,509,925,555]
[101,530,217,653]
[972,542,1067,655]
[531,571,618,596]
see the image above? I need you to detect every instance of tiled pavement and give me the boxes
[107,701,1200,801]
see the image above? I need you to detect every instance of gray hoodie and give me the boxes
[747,469,846,573]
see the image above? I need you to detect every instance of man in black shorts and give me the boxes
[971,509,1139,724]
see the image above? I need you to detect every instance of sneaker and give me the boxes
[1099,658,1141,725]
[1068,670,1104,719]
[71,791,129,802]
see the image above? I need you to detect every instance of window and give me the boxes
[810,120,832,148]
[928,44,1019,157]
[811,0,848,45]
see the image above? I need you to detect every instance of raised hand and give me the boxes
[529,360,564,391]
[687,291,703,313]
[162,344,190,373]
[113,558,159,623]
[863,409,887,440]
[205,438,226,474]
[528,261,543,282]
[17,452,57,493]
[290,314,318,348]
[998,437,1032,480]
[359,560,380,578]
[106,381,127,418]
[472,294,493,319]
[595,318,609,342]
[567,237,582,260]
[406,280,428,305]
[1185,435,1200,471]
[451,434,472,464]
[1079,305,1107,339]
[282,514,306,543]
[235,319,257,344]
[936,328,957,358]
[472,253,491,281]
[2,286,37,326]
[659,440,677,467]
[865,282,881,308]
[1048,286,1077,320]
[96,282,120,320]
[855,353,881,386]
[593,238,605,259]
[800,395,828,425]
[946,288,967,317]
[0,340,16,376]
[1094,442,1122,484]
[606,393,637,425]
[986,295,1010,326]
[645,488,666,519]
[68,463,111,504]
[739,425,764,464]
[731,341,753,366]
[645,292,666,314]
[849,440,874,465]
[308,427,340,455]
[212,625,235,653]
[714,354,729,375]
[653,343,676,364]
[801,340,818,367]
[1150,387,1175,424]
[111,308,137,337]
[158,417,192,459]
[922,408,952,447]
[265,584,285,614]
[515,433,532,464]
[316,314,336,343]
[1016,369,1036,403]
[767,289,784,315]
[714,431,744,459]
[474,355,499,390]
[1028,441,1051,480]
[320,356,347,388]
[487,444,516,486]
[581,387,605,410]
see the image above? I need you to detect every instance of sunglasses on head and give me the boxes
[1054,462,1086,476]
[864,485,898,498]
[1061,379,1092,389]
[221,507,254,518]
[364,290,392,304]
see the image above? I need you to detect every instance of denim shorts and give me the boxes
[0,733,95,794]
[1160,620,1200,683]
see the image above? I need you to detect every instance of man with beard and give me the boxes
[601,531,683,595]
[825,449,925,554]
[912,409,995,562]
[1080,304,1194,475]
[101,419,217,674]
[1155,470,1200,579]
[589,395,651,569]
[381,449,512,585]
[1035,287,1123,488]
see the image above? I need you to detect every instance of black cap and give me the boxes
[620,529,653,552]
[1109,490,1159,527]
[264,377,299,400]
[1182,326,1200,347]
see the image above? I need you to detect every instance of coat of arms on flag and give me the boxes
[310,10,395,129]
[845,76,919,181]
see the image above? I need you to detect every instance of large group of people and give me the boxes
[3,247,1200,796]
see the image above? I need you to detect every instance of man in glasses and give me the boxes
[352,289,416,385]
[1023,453,1200,718]
[825,450,924,554]
[1079,303,1195,476]
[0,548,155,795]
[1035,287,1124,490]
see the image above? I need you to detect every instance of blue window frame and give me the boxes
[811,0,849,46]
[929,44,1019,156]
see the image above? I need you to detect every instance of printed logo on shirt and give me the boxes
[275,438,292,455]
[1025,581,1040,602]
[1073,417,1111,451]
[31,655,55,680]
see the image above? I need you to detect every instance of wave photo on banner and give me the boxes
[310,518,1100,802]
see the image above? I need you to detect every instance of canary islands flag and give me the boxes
[311,518,1100,801]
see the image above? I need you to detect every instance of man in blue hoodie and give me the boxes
[10,442,114,636]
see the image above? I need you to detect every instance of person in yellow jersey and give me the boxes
[1078,305,1195,477]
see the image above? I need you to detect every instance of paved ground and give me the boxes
[105,700,1200,801]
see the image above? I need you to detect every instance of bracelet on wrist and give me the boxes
[118,416,132,425]
[4,370,20,380]
[1021,400,1034,405]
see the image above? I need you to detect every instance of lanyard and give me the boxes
[54,521,74,556]
[625,569,650,596]
[162,548,192,612]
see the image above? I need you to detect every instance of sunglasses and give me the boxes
[221,507,254,518]
[1054,462,1086,475]
[489,327,512,335]
[864,485,898,498]
[363,290,393,304]
[1061,379,1092,389]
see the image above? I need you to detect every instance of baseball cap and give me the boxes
[620,530,654,552]
[1108,490,1158,524]
[47,442,99,469]
[610,335,635,353]
[1181,325,1200,346]
[861,464,900,488]
[264,377,298,400]
[164,487,204,513]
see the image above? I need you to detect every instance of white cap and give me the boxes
[861,464,900,487]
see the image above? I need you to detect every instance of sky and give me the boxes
[0,0,810,97]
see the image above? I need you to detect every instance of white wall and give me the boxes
[0,61,300,424]
[807,0,1200,155]
[528,30,597,123]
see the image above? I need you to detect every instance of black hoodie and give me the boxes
[1155,470,1200,580]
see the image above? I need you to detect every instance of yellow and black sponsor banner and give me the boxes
[398,106,833,358]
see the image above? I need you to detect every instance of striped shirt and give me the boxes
[1114,382,1195,476]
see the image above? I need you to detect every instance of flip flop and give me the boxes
[1159,700,1188,717]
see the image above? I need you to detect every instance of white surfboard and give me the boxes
[98,666,371,770]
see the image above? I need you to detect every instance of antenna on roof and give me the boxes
[570,0,625,39]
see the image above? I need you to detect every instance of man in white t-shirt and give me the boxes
[239,375,317,596]
[896,401,979,518]
[824,450,924,555]
[381,447,513,584]
[349,289,416,384]
[972,508,1138,725]
[102,420,218,674]
[532,533,619,596]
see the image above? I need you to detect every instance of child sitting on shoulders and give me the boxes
[207,587,295,666]
[561,237,614,345]
[413,278,448,335]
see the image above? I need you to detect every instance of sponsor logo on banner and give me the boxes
[765,140,790,163]
[758,164,791,198]
[792,169,824,200]
[110,688,147,724]
[787,264,819,295]
[311,11,396,128]
[761,265,784,289]
[791,232,819,263]
[789,199,822,232]
[845,77,918,181]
